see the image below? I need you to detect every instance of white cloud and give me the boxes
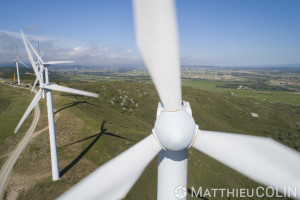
[0,30,142,66]
[73,46,83,51]
[25,24,39,31]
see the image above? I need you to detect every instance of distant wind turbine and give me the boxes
[13,47,29,85]
[15,30,99,181]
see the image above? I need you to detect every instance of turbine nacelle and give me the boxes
[153,102,198,151]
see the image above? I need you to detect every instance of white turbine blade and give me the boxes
[16,46,19,59]
[20,30,43,84]
[18,59,30,68]
[26,38,45,76]
[193,130,300,197]
[31,64,43,91]
[32,77,38,91]
[26,38,42,62]
[58,135,162,200]
[133,0,182,111]
[38,40,40,56]
[37,63,45,76]
[44,61,74,65]
[42,84,99,98]
[36,64,44,77]
[14,89,42,133]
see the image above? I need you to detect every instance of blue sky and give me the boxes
[0,0,300,66]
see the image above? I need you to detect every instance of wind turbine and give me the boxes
[58,0,300,199]
[15,30,99,181]
[13,47,29,85]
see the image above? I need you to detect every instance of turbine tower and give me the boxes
[13,47,29,85]
[15,30,99,181]
[59,0,300,199]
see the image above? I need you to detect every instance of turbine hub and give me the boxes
[153,102,198,151]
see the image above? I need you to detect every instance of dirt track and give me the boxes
[0,86,40,199]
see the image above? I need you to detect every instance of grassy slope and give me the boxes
[2,81,299,200]
[0,85,35,169]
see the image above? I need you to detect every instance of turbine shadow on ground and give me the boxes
[54,100,99,114]
[59,121,132,177]
[62,128,132,148]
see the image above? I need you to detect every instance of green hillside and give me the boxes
[0,85,35,169]
[1,81,299,199]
